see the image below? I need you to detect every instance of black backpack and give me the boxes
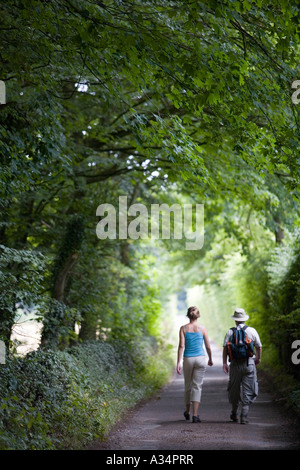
[227,325,254,364]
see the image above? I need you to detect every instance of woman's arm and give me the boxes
[177,326,185,374]
[202,326,213,366]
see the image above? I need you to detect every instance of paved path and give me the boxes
[91,343,300,451]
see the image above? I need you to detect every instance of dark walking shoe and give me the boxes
[230,413,238,422]
[240,415,249,424]
[192,415,201,423]
[183,411,190,420]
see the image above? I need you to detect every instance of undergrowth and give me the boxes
[0,338,174,450]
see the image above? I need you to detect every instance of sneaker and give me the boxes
[183,411,190,420]
[230,413,238,422]
[192,415,201,423]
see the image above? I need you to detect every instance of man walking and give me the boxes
[223,308,262,424]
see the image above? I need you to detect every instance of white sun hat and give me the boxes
[231,308,249,322]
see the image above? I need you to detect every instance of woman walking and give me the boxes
[177,306,213,422]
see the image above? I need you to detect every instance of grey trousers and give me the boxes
[183,356,206,404]
[227,360,258,416]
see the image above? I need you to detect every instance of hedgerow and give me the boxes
[0,338,173,449]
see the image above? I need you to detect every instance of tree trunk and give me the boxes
[41,215,85,349]
[78,312,98,341]
[274,216,284,244]
[53,252,78,302]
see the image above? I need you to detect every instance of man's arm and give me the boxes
[255,346,262,366]
[223,346,229,374]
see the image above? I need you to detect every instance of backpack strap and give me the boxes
[242,325,253,366]
[230,327,237,345]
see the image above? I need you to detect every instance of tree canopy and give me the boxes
[0,1,300,380]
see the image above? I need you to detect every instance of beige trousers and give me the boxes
[183,355,206,404]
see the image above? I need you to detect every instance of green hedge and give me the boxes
[0,338,174,450]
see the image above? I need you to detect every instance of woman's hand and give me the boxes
[207,359,213,366]
[177,363,182,375]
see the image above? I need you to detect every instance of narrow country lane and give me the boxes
[90,342,300,451]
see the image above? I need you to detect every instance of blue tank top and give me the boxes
[183,326,205,357]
